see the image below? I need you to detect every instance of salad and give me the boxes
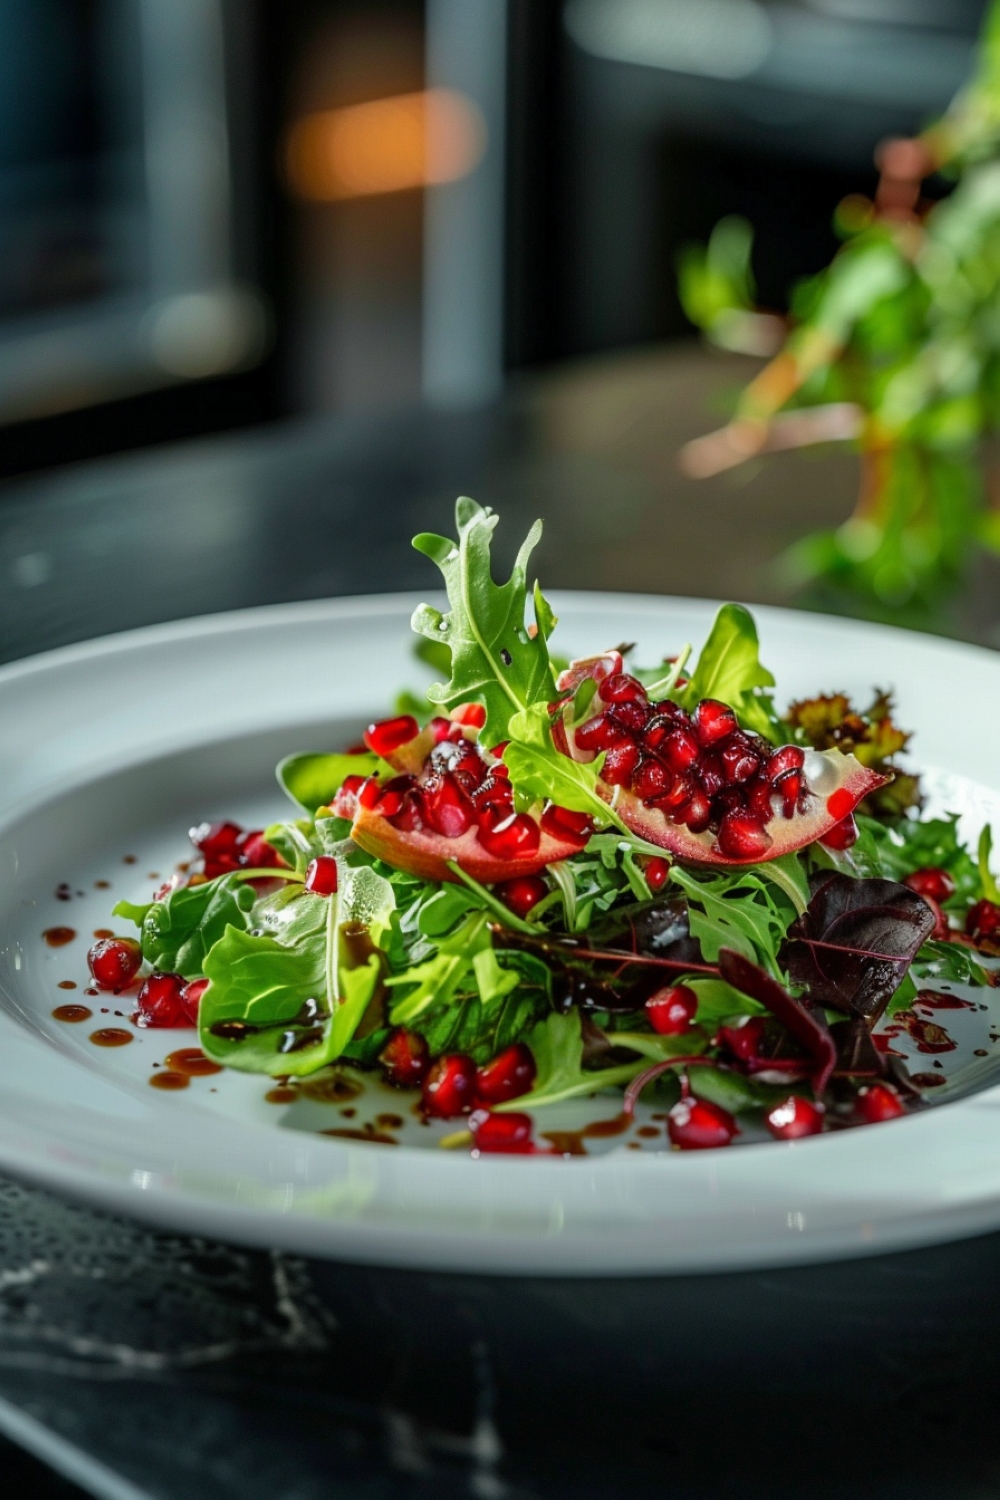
[90,498,1000,1154]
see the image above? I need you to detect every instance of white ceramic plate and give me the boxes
[3,592,1000,1277]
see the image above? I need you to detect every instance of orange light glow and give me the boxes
[285,88,486,202]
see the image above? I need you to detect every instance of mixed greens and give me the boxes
[107,500,1000,1153]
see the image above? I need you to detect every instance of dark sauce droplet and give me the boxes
[265,1086,298,1105]
[376,1113,404,1130]
[542,1111,631,1157]
[322,1125,398,1146]
[89,1027,133,1048]
[912,1072,947,1087]
[163,1048,222,1077]
[43,927,76,947]
[57,980,77,991]
[123,856,136,865]
[500,647,512,666]
[150,1071,188,1090]
[92,928,114,940]
[52,1004,92,1023]
[95,880,111,890]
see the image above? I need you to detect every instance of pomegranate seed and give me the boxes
[682,790,713,833]
[826,786,856,822]
[661,726,701,773]
[855,1083,905,1123]
[179,978,209,1025]
[573,712,623,752]
[135,971,188,1028]
[189,820,241,858]
[469,1109,536,1154]
[967,898,1000,944]
[477,811,541,861]
[694,699,738,747]
[476,1042,537,1104]
[364,714,420,758]
[633,757,671,801]
[717,810,773,859]
[718,1015,767,1063]
[697,755,725,797]
[905,867,956,903]
[720,737,762,785]
[766,745,805,783]
[668,1096,739,1150]
[358,776,382,810]
[332,774,366,818]
[429,716,453,743]
[87,937,142,991]
[645,984,697,1035]
[602,740,641,786]
[746,777,777,822]
[915,895,950,941]
[380,1027,430,1087]
[820,814,858,850]
[423,774,474,839]
[422,1054,477,1117]
[387,794,424,832]
[642,716,672,751]
[495,876,548,919]
[608,699,649,733]
[775,769,803,818]
[659,774,695,812]
[375,774,417,818]
[304,857,339,895]
[451,702,486,728]
[238,831,284,868]
[472,773,514,817]
[540,804,593,848]
[643,856,670,891]
[765,1095,824,1140]
[599,673,647,703]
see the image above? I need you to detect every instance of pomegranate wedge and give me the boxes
[558,664,889,865]
[350,799,584,883]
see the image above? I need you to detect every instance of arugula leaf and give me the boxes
[504,702,624,832]
[856,813,981,910]
[414,951,554,1064]
[669,864,797,976]
[114,875,256,979]
[386,912,498,1025]
[979,826,1000,903]
[683,975,765,1026]
[913,938,993,989]
[678,604,782,741]
[277,751,380,814]
[410,498,557,747]
[496,1009,645,1112]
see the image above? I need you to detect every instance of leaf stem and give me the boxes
[445,862,538,936]
[642,643,693,700]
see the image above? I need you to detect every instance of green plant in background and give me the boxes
[678,0,1000,622]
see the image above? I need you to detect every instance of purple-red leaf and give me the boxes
[779,875,935,1024]
[718,948,837,1095]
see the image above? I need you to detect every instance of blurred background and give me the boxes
[1,0,996,648]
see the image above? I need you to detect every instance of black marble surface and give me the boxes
[3,353,1000,1499]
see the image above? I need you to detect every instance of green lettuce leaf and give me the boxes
[669,863,798,976]
[414,951,554,1064]
[496,1010,646,1112]
[277,751,380,814]
[679,604,782,741]
[504,702,626,833]
[113,875,257,979]
[410,497,558,747]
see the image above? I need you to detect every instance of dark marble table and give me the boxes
[3,346,1000,1499]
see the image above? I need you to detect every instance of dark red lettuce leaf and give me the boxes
[779,875,935,1024]
[718,948,837,1095]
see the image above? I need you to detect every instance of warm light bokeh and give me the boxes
[285,88,486,202]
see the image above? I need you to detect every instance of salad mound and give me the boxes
[101,499,1000,1154]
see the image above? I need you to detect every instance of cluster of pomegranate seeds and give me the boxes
[765,1095,824,1140]
[353,713,592,860]
[135,972,191,1028]
[87,937,142,992]
[645,984,698,1036]
[379,1027,430,1087]
[189,820,284,879]
[574,675,809,858]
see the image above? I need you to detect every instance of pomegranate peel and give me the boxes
[350,799,581,883]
